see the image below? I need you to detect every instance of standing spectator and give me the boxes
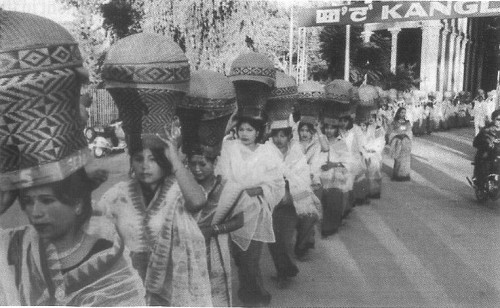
[388,107,413,181]
[473,89,488,135]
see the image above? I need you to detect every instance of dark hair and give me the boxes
[186,145,217,164]
[235,116,265,143]
[20,168,95,229]
[270,127,293,139]
[129,146,173,176]
[340,116,353,130]
[298,122,315,134]
[394,107,406,122]
[492,109,500,121]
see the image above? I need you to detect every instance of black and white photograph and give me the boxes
[1,0,500,306]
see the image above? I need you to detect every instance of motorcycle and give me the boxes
[467,150,500,202]
[85,121,126,158]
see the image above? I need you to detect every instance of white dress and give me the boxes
[215,139,285,250]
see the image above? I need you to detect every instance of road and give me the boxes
[2,127,500,307]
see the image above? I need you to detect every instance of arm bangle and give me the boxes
[212,225,220,234]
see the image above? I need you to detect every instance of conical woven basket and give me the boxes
[267,71,297,129]
[229,52,276,87]
[296,81,325,124]
[178,70,236,156]
[0,10,88,191]
[102,33,190,152]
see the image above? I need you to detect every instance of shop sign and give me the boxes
[297,1,500,27]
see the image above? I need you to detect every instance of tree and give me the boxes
[319,25,392,86]
[141,0,290,74]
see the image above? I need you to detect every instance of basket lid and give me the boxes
[0,10,83,78]
[102,33,190,92]
[269,71,297,101]
[229,52,275,87]
[358,84,380,107]
[324,79,353,104]
[179,70,236,117]
[296,80,325,99]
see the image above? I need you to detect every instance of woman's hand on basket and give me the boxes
[157,122,182,164]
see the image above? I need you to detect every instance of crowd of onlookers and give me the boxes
[375,88,498,137]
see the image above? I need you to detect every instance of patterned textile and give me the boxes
[0,225,146,306]
[195,177,233,307]
[0,68,88,190]
[97,178,212,306]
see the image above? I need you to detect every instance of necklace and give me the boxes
[57,232,86,259]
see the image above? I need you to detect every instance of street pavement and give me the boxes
[2,127,500,307]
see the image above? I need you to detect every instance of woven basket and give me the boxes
[322,100,355,125]
[102,34,190,151]
[179,70,236,118]
[266,71,297,129]
[355,105,376,123]
[324,79,354,105]
[102,33,190,92]
[233,80,270,120]
[358,84,380,108]
[178,70,236,156]
[0,11,88,191]
[229,52,276,88]
[296,81,325,124]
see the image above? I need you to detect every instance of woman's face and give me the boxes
[188,154,215,183]
[399,109,406,119]
[339,118,349,129]
[131,149,165,185]
[299,125,313,142]
[19,185,78,241]
[238,122,258,146]
[324,124,337,139]
[272,130,291,151]
[360,122,368,132]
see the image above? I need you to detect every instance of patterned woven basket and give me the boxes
[0,11,88,191]
[358,84,380,108]
[267,71,297,129]
[355,105,376,123]
[322,100,355,125]
[177,70,236,156]
[296,81,325,124]
[228,52,276,87]
[324,79,354,104]
[102,33,189,151]
[233,80,270,120]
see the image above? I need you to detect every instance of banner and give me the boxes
[297,1,500,27]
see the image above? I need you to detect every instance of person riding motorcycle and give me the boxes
[472,109,500,188]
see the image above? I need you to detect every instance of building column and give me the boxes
[389,27,401,73]
[457,35,468,93]
[420,21,442,93]
[439,26,450,93]
[452,32,462,93]
[447,31,457,92]
[361,29,373,43]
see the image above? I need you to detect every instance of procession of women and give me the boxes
[0,8,496,307]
